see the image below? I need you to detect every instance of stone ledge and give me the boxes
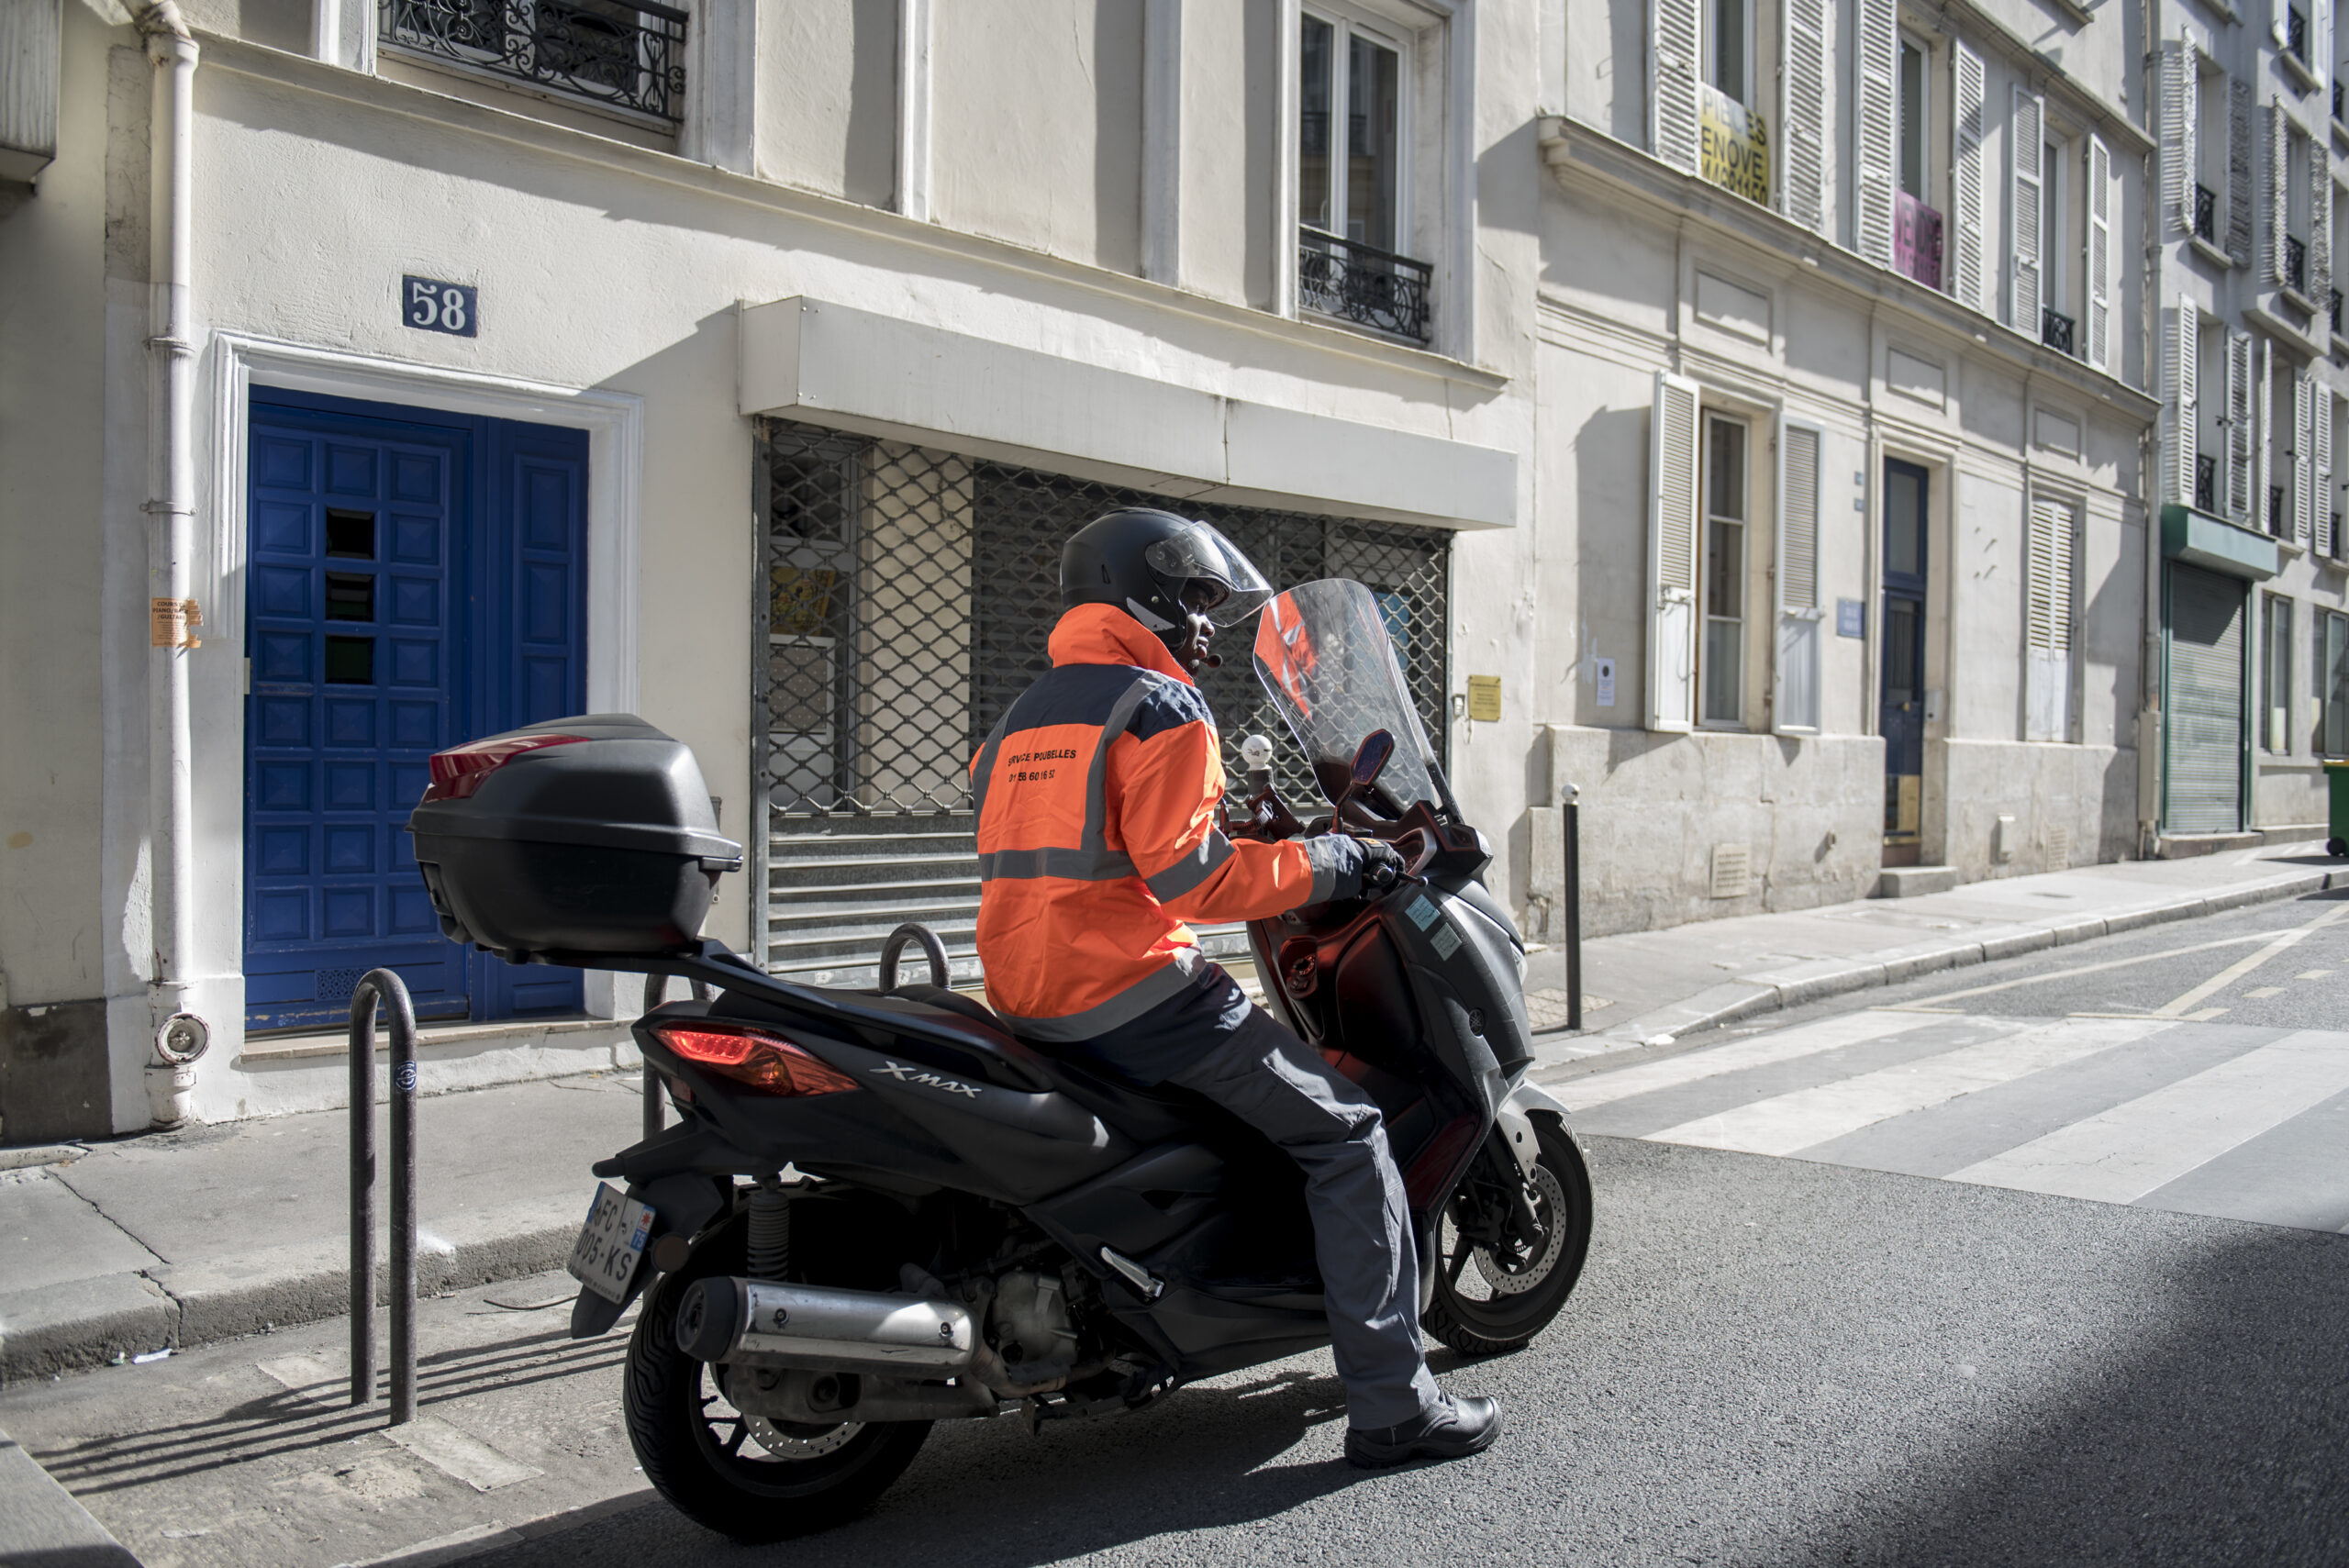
[1876,866,1958,897]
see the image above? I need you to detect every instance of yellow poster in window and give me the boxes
[1698,86,1771,207]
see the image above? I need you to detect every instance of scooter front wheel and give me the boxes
[622,1281,930,1541]
[1423,1117,1593,1356]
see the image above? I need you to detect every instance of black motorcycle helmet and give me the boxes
[1061,508,1274,634]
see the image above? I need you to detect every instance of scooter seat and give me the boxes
[852,984,1056,1093]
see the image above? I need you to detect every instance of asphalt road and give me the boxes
[479,895,2349,1566]
[16,897,2349,1567]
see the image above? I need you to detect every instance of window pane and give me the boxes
[2327,614,2349,754]
[1883,599,1919,700]
[1898,41,1925,198]
[1709,0,1743,98]
[1704,617,1743,722]
[2043,141,2061,297]
[1706,419,1746,521]
[1346,32,1399,250]
[1886,469,1923,577]
[1707,518,1743,618]
[1299,16,1334,230]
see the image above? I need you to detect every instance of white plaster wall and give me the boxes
[754,0,899,207]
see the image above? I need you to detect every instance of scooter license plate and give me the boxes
[565,1182,655,1305]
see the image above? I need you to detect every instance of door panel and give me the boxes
[243,395,589,1031]
[1880,460,1930,855]
[2165,562,2248,833]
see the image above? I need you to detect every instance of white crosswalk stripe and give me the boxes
[1558,1008,1943,1111]
[1947,1030,2349,1204]
[1644,1016,2170,1158]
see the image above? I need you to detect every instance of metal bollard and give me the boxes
[640,973,711,1140]
[1563,784,1583,1033]
[349,969,418,1424]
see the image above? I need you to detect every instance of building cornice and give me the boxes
[1918,0,2154,156]
[189,32,1513,396]
[1536,117,2163,425]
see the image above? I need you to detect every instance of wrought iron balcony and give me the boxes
[1297,228,1433,343]
[2041,306,2076,355]
[2196,452,2219,515]
[2288,234,2310,296]
[2194,183,2217,244]
[379,0,687,125]
[2288,6,2309,62]
[2335,287,2344,339]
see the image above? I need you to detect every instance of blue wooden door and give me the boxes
[243,393,588,1031]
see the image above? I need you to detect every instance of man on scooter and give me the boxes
[968,507,1500,1468]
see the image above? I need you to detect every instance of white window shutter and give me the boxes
[1776,418,1824,735]
[2166,301,2199,506]
[1783,0,1828,233]
[1648,372,1701,733]
[1653,0,1700,173]
[2228,328,2256,522]
[2318,392,2337,558]
[2164,39,2197,239]
[1855,0,1898,267]
[2268,100,2290,289]
[2229,78,2255,269]
[2011,87,2044,333]
[2257,334,2275,532]
[2025,496,2075,743]
[2087,136,2113,371]
[2311,137,2332,305]
[2295,372,2315,543]
[1953,42,1987,311]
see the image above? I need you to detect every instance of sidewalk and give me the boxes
[1523,837,2344,1073]
[4,838,2342,1388]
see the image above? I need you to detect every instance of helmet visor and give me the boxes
[1143,522,1275,627]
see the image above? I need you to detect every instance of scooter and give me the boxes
[406,578,1592,1541]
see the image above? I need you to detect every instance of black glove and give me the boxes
[1356,839,1405,894]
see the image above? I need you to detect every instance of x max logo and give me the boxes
[872,1061,982,1098]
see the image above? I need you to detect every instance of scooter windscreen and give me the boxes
[1251,579,1442,813]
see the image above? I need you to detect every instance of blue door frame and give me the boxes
[242,388,589,1032]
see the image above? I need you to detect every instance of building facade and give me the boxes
[1531,0,2161,935]
[0,0,1542,1135]
[2151,0,2349,843]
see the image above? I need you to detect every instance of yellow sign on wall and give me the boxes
[1699,86,1771,206]
[1466,674,1502,722]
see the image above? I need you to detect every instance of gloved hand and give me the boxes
[1355,839,1405,895]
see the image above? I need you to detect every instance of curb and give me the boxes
[1536,867,2346,1077]
[0,1197,580,1385]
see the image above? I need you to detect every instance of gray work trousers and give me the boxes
[1161,1004,1443,1430]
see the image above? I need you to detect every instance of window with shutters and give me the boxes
[2010,86,2046,338]
[1707,0,1753,104]
[1950,40,1987,308]
[2039,127,2076,355]
[2320,609,2349,753]
[2284,121,2314,303]
[2267,352,2298,539]
[2192,55,2225,250]
[1297,6,1431,344]
[2024,495,2076,742]
[1694,0,1772,203]
[2263,592,2293,752]
[2332,394,2348,556]
[2332,178,2348,339]
[1701,415,1751,728]
[2197,316,2226,513]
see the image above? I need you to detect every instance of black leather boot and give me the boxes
[1343,1394,1501,1470]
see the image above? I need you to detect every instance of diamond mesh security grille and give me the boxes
[755,417,1452,819]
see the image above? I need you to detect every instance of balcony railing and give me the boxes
[2196,452,2219,515]
[1894,192,1943,290]
[1298,228,1433,343]
[2335,79,2344,123]
[2333,287,2343,338]
[2288,6,2309,63]
[2041,306,2076,355]
[2288,235,2310,296]
[379,0,687,124]
[2194,183,2218,243]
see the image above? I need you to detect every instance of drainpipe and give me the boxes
[136,0,206,1116]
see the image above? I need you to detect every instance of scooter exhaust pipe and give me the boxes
[674,1276,976,1373]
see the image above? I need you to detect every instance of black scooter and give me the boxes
[406,580,1592,1541]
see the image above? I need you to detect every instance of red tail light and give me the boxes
[421,733,590,803]
[651,1024,861,1098]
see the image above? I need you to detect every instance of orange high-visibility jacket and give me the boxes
[971,604,1345,1040]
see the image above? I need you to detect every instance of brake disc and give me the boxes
[743,1415,863,1460]
[1473,1162,1567,1297]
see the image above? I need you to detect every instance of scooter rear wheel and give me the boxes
[1422,1118,1593,1356]
[623,1279,930,1541]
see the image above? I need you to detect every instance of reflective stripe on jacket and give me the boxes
[972,603,1344,1040]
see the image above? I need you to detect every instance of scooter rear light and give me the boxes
[651,1024,861,1098]
[420,733,590,803]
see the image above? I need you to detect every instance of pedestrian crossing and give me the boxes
[1560,1009,2349,1232]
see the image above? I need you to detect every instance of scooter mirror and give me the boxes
[1350,730,1395,793]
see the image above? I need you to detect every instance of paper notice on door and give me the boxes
[150,597,202,649]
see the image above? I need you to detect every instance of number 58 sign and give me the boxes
[402,275,478,338]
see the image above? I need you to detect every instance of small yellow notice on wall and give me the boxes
[1466,674,1502,722]
[1698,85,1771,206]
[150,597,202,650]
